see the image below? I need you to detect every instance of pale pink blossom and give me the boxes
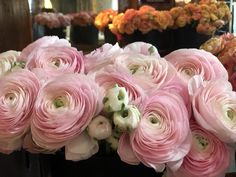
[20,36,70,61]
[113,54,177,90]
[31,74,102,150]
[166,122,231,177]
[124,42,160,57]
[65,131,99,161]
[0,69,40,153]
[130,90,191,172]
[189,76,236,143]
[26,46,84,79]
[165,49,228,84]
[85,43,123,73]
[118,133,140,165]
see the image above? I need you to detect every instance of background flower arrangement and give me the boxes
[34,12,72,29]
[0,36,235,177]
[200,33,236,91]
[104,0,231,36]
[69,11,97,27]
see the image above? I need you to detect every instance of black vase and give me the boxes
[47,152,162,177]
[104,27,117,45]
[70,25,98,45]
[44,26,66,39]
[0,150,41,177]
[122,30,174,57]
[173,24,212,50]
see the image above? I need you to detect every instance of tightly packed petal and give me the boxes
[87,115,112,140]
[31,74,102,150]
[130,90,191,172]
[20,36,70,61]
[0,69,40,153]
[123,42,160,57]
[26,46,84,78]
[113,54,177,90]
[65,131,99,161]
[166,122,231,177]
[190,77,236,143]
[165,49,228,83]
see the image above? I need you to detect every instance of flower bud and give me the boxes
[87,115,112,140]
[106,135,119,150]
[103,84,129,112]
[113,105,140,132]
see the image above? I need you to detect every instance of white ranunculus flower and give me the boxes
[87,115,112,140]
[113,105,140,132]
[103,84,129,112]
[0,50,20,77]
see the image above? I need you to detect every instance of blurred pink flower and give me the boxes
[31,74,102,150]
[0,69,40,153]
[85,43,123,73]
[166,122,231,177]
[20,36,70,61]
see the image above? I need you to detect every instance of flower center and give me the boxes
[226,109,235,120]
[130,65,139,74]
[149,116,160,124]
[183,68,194,76]
[194,134,209,150]
[53,97,64,108]
[52,58,62,67]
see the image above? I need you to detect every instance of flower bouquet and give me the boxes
[95,9,118,44]
[107,0,231,53]
[69,11,98,45]
[0,36,235,177]
[34,12,72,38]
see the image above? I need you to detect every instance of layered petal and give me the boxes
[165,49,228,84]
[31,74,102,150]
[130,90,191,171]
[191,78,236,143]
[166,122,231,177]
[0,69,40,153]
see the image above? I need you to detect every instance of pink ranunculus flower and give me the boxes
[0,69,40,154]
[189,75,236,143]
[93,65,145,104]
[31,74,102,150]
[20,36,70,61]
[84,43,123,73]
[123,42,161,58]
[118,133,140,165]
[113,54,177,90]
[164,49,228,84]
[130,90,191,172]
[166,122,231,177]
[0,50,21,77]
[25,46,84,79]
